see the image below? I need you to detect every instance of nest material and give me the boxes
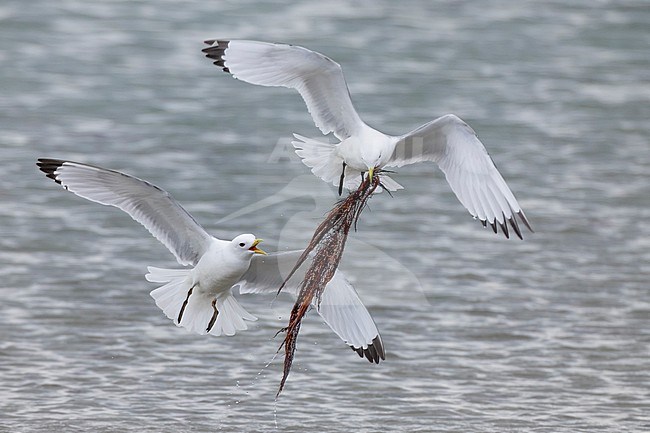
[275,173,382,396]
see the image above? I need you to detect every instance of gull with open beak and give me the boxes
[37,159,384,361]
[248,238,265,255]
[203,39,533,239]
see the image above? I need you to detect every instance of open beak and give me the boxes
[248,238,267,255]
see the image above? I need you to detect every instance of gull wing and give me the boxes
[203,39,366,141]
[37,159,213,266]
[388,114,533,239]
[237,251,385,363]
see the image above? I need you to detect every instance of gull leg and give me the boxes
[338,162,347,196]
[177,284,196,324]
[206,298,219,332]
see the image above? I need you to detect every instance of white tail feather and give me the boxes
[292,134,403,192]
[146,266,257,336]
[210,295,257,337]
[293,134,343,185]
[145,267,191,283]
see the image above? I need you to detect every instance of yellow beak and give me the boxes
[368,166,375,182]
[249,238,267,255]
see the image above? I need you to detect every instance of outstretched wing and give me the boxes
[316,271,385,363]
[37,159,213,266]
[388,114,533,239]
[203,39,366,140]
[237,251,384,363]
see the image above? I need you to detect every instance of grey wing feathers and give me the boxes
[316,272,385,363]
[237,251,304,296]
[37,159,212,266]
[389,114,533,239]
[202,39,366,140]
[238,251,384,362]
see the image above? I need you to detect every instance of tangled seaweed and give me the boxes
[275,172,382,396]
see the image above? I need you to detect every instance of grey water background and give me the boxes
[1,0,649,431]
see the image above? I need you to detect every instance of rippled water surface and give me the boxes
[1,0,649,431]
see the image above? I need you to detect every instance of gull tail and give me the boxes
[292,134,403,192]
[146,266,256,337]
[292,134,344,186]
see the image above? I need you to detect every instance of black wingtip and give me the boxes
[350,335,385,364]
[518,210,534,233]
[373,335,385,362]
[201,40,231,73]
[36,158,66,184]
[498,213,510,239]
[507,207,523,240]
[480,210,533,240]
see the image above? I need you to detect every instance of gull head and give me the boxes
[360,154,382,183]
[231,234,267,256]
[358,129,392,180]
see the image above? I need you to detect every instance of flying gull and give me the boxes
[203,39,533,239]
[37,159,384,362]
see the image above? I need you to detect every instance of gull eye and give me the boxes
[239,242,245,247]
